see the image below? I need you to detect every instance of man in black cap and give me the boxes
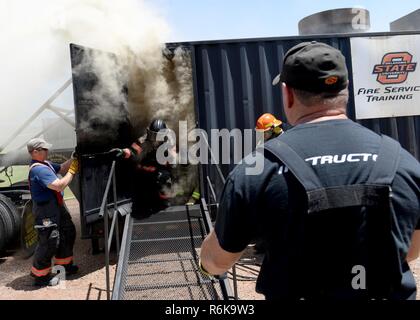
[27,138,80,286]
[200,42,420,299]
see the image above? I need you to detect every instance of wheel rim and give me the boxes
[20,200,38,259]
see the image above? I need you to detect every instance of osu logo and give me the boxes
[372,52,417,85]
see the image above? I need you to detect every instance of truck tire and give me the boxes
[0,215,6,252]
[20,200,38,259]
[0,194,21,243]
[0,200,14,244]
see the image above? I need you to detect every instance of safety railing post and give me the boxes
[232,265,238,300]
[99,161,116,301]
[104,205,110,300]
[201,132,239,300]
[113,168,120,255]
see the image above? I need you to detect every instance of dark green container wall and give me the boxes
[182,32,420,201]
[192,37,355,148]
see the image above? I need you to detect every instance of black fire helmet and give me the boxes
[147,119,168,142]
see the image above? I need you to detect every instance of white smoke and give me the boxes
[127,46,196,137]
[0,0,198,199]
[0,0,172,151]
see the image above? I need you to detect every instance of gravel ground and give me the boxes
[410,258,420,300]
[0,199,418,300]
[225,246,264,300]
[0,199,257,300]
[0,199,117,300]
[233,249,420,301]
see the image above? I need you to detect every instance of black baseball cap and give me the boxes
[272,41,348,93]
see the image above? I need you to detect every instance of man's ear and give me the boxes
[282,83,294,109]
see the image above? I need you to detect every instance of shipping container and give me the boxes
[168,31,420,203]
[72,30,420,238]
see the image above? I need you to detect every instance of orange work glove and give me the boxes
[68,159,79,175]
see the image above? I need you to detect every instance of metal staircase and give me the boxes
[111,204,231,300]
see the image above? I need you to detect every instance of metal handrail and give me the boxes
[199,131,239,300]
[98,160,121,300]
[111,209,131,300]
[200,198,234,300]
[200,131,226,185]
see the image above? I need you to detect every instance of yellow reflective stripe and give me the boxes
[31,266,51,277]
[54,256,73,265]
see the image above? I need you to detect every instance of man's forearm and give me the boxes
[201,238,230,275]
[407,230,420,262]
[200,230,243,275]
[59,159,72,176]
[48,172,74,192]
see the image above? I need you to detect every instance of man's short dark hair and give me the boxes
[293,87,349,108]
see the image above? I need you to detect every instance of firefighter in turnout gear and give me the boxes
[255,113,284,143]
[254,113,285,254]
[27,138,79,287]
[110,119,176,219]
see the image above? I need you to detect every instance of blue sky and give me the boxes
[151,0,419,42]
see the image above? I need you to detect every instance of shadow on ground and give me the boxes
[6,274,43,292]
[4,249,117,290]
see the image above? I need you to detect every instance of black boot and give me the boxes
[64,264,79,276]
[33,274,60,287]
[254,239,266,254]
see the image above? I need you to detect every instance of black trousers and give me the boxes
[131,168,172,219]
[31,201,76,277]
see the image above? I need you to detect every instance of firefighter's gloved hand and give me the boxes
[109,148,125,158]
[122,148,133,159]
[68,159,79,175]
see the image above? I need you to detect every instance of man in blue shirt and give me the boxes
[27,138,79,286]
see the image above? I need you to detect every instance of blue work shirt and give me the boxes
[29,160,63,203]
